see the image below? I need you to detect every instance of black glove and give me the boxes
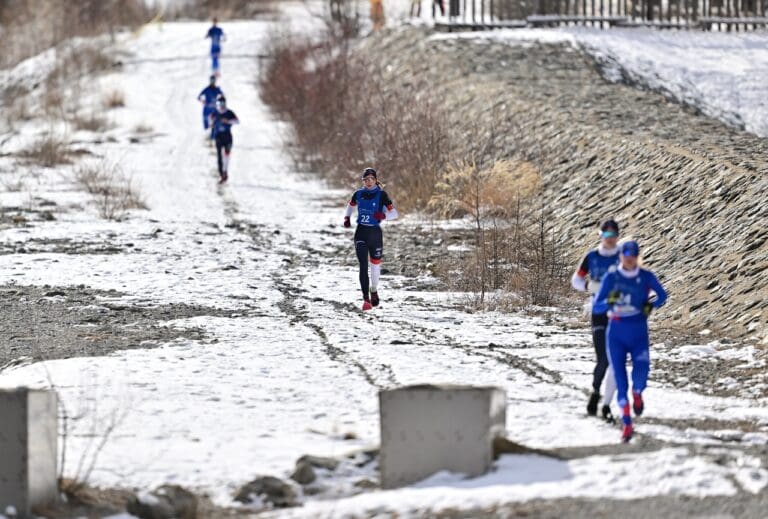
[343,216,351,228]
[643,302,654,316]
[607,290,621,305]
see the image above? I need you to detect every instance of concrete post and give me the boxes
[379,384,506,488]
[0,389,58,517]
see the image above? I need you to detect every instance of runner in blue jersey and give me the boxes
[571,219,620,422]
[343,168,398,311]
[209,96,239,184]
[593,240,668,443]
[197,75,224,140]
[205,18,225,75]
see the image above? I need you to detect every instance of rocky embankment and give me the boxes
[355,26,768,342]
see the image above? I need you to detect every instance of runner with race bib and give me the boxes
[343,168,398,311]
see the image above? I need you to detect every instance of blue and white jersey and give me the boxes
[207,26,224,50]
[210,109,238,135]
[198,85,223,107]
[579,249,620,292]
[348,187,393,227]
[593,267,668,319]
[572,246,620,308]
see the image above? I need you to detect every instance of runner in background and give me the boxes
[209,96,238,184]
[206,17,225,75]
[197,75,223,142]
[571,219,620,423]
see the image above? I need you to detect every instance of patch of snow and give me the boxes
[269,448,741,517]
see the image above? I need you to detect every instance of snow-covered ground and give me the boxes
[431,26,768,138]
[0,4,767,516]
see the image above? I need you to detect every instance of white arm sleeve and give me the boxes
[384,206,398,221]
[344,204,354,218]
[571,272,587,292]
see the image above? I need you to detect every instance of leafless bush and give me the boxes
[430,159,570,308]
[54,373,133,495]
[168,0,278,18]
[41,43,116,120]
[101,89,125,109]
[133,122,154,134]
[0,0,151,69]
[72,111,111,132]
[75,160,147,220]
[260,26,449,210]
[22,132,71,167]
[2,85,34,130]
[51,44,115,81]
[1,175,26,192]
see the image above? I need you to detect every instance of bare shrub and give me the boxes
[2,85,34,129]
[169,0,278,18]
[0,0,151,69]
[133,122,154,134]
[259,26,449,210]
[75,160,147,220]
[101,89,125,109]
[10,96,34,122]
[1,175,26,192]
[22,132,71,167]
[430,159,569,308]
[41,84,66,119]
[72,111,111,132]
[41,43,116,120]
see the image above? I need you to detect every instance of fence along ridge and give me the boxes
[435,0,768,30]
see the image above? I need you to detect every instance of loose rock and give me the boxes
[126,485,197,519]
[234,476,298,508]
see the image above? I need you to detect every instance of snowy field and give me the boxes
[0,3,767,516]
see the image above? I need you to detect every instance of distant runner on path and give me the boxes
[197,75,224,141]
[206,17,225,75]
[343,168,398,311]
[593,240,668,443]
[571,219,620,423]
[209,96,238,184]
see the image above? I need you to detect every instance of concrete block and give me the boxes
[0,389,58,517]
[379,384,506,488]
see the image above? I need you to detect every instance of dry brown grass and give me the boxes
[133,122,154,134]
[169,0,278,18]
[75,161,147,220]
[72,111,111,132]
[430,159,569,308]
[2,85,34,130]
[259,28,448,211]
[39,43,116,121]
[429,159,540,221]
[0,0,150,69]
[22,133,71,167]
[101,89,125,110]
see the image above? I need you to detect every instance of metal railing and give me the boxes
[434,0,768,29]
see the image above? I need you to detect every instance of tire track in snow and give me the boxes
[215,185,399,390]
[269,265,399,390]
